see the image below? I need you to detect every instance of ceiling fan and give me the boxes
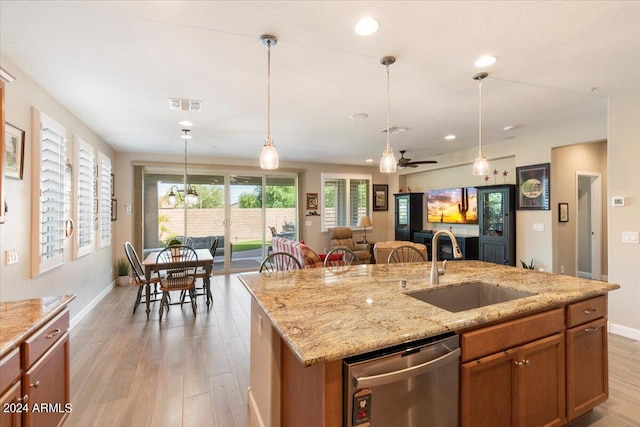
[397,150,438,169]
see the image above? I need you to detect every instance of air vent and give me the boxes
[379,126,409,135]
[168,98,202,112]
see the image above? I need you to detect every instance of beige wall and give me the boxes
[0,55,116,322]
[551,141,608,277]
[608,90,640,337]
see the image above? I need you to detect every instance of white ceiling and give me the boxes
[1,1,639,166]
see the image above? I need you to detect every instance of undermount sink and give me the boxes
[407,281,536,313]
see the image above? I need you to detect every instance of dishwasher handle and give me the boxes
[355,347,460,389]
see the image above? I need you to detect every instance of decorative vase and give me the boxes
[116,275,130,286]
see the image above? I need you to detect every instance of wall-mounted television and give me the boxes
[426,187,478,224]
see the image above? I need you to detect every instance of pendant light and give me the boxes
[472,72,490,176]
[260,34,279,170]
[168,129,199,207]
[379,56,397,173]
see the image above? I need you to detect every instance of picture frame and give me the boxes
[306,192,318,210]
[559,202,569,222]
[111,199,117,221]
[373,184,389,211]
[516,163,550,210]
[4,123,25,179]
[110,173,115,197]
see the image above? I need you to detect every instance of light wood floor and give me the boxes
[66,275,640,427]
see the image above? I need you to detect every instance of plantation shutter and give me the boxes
[98,151,112,248]
[75,137,94,258]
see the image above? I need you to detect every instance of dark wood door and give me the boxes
[478,185,515,266]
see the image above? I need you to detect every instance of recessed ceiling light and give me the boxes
[179,120,193,127]
[350,113,369,119]
[445,134,456,140]
[365,158,373,163]
[355,17,380,36]
[474,55,497,68]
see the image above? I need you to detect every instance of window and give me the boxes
[321,173,371,231]
[97,151,112,248]
[74,136,94,258]
[31,109,68,276]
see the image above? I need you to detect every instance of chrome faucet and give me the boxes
[430,230,463,284]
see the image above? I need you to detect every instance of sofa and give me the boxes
[271,236,323,268]
[374,241,428,264]
[328,227,372,264]
[190,235,231,260]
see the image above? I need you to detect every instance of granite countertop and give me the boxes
[0,295,76,358]
[239,261,619,366]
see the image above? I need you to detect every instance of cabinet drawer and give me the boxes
[566,295,607,328]
[0,348,21,395]
[461,308,564,362]
[22,308,69,368]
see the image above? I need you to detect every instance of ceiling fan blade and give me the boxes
[408,163,418,168]
[409,160,438,165]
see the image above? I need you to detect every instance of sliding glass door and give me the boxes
[141,168,297,274]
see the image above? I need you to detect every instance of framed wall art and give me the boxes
[4,123,25,179]
[306,192,318,210]
[559,202,569,222]
[516,163,550,210]
[111,199,117,221]
[373,184,389,211]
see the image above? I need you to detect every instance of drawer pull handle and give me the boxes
[583,308,597,314]
[30,381,40,389]
[584,326,599,332]
[46,328,62,339]
[18,395,28,404]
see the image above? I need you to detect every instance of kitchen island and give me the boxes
[239,261,619,427]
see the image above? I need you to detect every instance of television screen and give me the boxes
[426,187,478,224]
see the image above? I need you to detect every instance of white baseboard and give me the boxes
[609,322,640,341]
[247,387,265,427]
[69,281,115,329]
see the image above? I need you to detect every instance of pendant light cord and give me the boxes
[183,130,189,192]
[267,40,272,141]
[386,63,391,149]
[478,79,482,155]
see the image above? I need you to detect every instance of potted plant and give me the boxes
[167,238,182,257]
[520,259,536,270]
[116,257,131,286]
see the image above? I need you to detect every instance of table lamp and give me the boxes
[357,215,372,243]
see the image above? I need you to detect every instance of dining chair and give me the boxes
[192,236,219,303]
[259,252,302,272]
[323,246,361,267]
[155,245,198,322]
[387,245,427,264]
[124,241,163,315]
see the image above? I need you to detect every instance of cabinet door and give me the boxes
[566,317,608,421]
[0,381,23,427]
[518,333,565,427]
[461,348,519,427]
[22,333,70,427]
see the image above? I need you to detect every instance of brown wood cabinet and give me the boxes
[461,295,610,427]
[0,307,70,427]
[566,298,608,421]
[461,332,565,427]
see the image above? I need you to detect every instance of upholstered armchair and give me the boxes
[329,227,372,264]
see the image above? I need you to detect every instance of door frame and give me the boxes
[575,171,602,280]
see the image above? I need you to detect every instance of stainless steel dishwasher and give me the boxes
[343,333,459,427]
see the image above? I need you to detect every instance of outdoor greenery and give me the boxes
[238,186,295,208]
[159,184,224,208]
[232,240,268,252]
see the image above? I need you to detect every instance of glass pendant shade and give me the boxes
[185,186,199,207]
[167,190,177,207]
[260,138,279,170]
[380,146,397,173]
[472,153,489,176]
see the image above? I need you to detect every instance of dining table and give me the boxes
[141,248,214,319]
